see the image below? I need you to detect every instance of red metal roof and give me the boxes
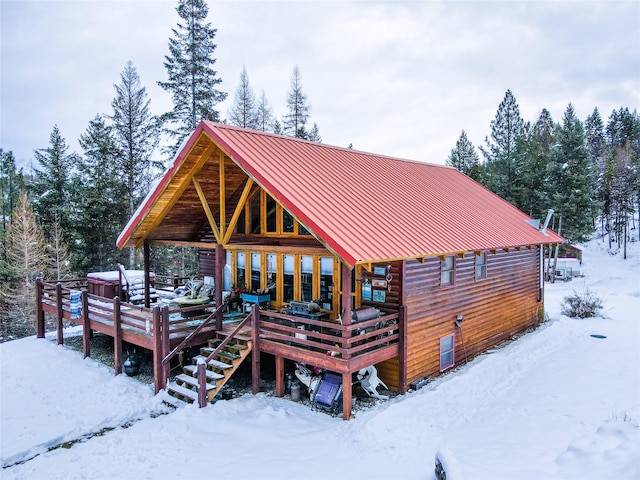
[118,122,563,267]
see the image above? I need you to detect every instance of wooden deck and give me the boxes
[36,279,404,419]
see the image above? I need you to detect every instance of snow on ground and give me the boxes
[1,239,639,480]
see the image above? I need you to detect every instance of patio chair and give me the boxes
[311,372,343,415]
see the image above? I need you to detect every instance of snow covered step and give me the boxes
[200,346,240,360]
[162,392,190,409]
[193,355,232,370]
[183,364,224,380]
[175,373,216,391]
[167,382,198,402]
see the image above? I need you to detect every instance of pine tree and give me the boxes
[0,150,25,267]
[2,192,47,338]
[547,104,596,243]
[480,90,527,209]
[282,65,310,138]
[45,218,73,281]
[521,109,555,218]
[31,126,78,238]
[158,0,227,155]
[111,61,159,267]
[76,115,129,273]
[447,130,483,182]
[585,108,607,232]
[306,122,322,142]
[255,91,274,132]
[228,66,259,129]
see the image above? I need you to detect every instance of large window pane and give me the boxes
[440,334,455,371]
[251,252,261,291]
[266,195,277,233]
[236,252,246,290]
[319,257,334,310]
[283,255,295,303]
[250,193,261,234]
[301,255,313,301]
[267,254,277,301]
[282,209,294,233]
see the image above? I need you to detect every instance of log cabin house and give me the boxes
[112,121,562,418]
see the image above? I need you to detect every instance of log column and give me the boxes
[340,263,353,420]
[215,243,224,330]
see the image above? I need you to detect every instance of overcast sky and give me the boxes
[1,0,639,171]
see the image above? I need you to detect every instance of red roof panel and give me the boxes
[119,122,563,267]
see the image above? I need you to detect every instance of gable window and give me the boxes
[440,334,455,371]
[265,194,277,233]
[440,255,455,287]
[475,252,487,280]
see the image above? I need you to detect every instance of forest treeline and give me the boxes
[1,0,638,339]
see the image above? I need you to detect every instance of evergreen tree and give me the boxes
[76,115,129,273]
[584,108,607,232]
[306,122,322,142]
[158,0,227,155]
[1,192,47,338]
[0,150,25,267]
[31,126,78,238]
[521,109,555,218]
[228,66,259,129]
[45,218,74,281]
[255,91,274,132]
[547,104,596,243]
[447,130,483,182]
[111,61,159,267]
[282,65,310,138]
[273,119,282,135]
[609,141,635,256]
[480,89,527,208]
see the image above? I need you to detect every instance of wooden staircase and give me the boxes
[164,332,252,407]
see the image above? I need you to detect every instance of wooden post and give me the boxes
[153,307,163,393]
[143,241,151,309]
[35,278,45,338]
[56,282,63,345]
[251,304,261,394]
[197,360,207,407]
[215,243,224,330]
[82,290,90,358]
[161,306,170,388]
[114,296,122,375]
[342,371,352,420]
[341,263,353,360]
[275,355,285,397]
[398,304,409,394]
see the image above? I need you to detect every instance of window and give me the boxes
[441,256,455,286]
[282,209,295,233]
[319,257,334,310]
[440,334,455,371]
[251,252,262,291]
[283,255,295,303]
[249,193,261,234]
[236,252,246,290]
[266,254,277,302]
[301,255,314,301]
[475,252,487,280]
[265,194,277,233]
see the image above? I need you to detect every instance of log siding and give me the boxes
[398,247,542,388]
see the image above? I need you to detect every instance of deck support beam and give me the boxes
[143,241,151,309]
[56,282,63,345]
[82,290,90,358]
[342,372,352,420]
[398,304,408,393]
[275,355,285,397]
[252,305,261,394]
[161,306,170,388]
[215,243,224,330]
[341,263,352,360]
[153,307,163,393]
[114,296,122,375]
[36,279,45,338]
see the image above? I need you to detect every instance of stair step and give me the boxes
[193,355,232,370]
[175,373,216,391]
[167,382,198,402]
[163,393,190,409]
[208,340,248,352]
[200,346,241,360]
[183,365,224,380]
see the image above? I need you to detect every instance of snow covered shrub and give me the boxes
[561,287,604,318]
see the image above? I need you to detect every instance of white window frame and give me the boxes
[440,334,455,371]
[475,251,487,280]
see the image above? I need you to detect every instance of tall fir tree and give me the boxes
[282,65,310,138]
[547,104,596,243]
[45,218,73,281]
[584,108,607,232]
[76,115,129,273]
[158,0,227,155]
[480,89,527,209]
[31,126,78,239]
[228,66,259,129]
[255,91,274,132]
[111,61,159,267]
[447,130,483,182]
[0,150,25,268]
[521,108,555,218]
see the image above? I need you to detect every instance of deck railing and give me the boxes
[36,279,403,396]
